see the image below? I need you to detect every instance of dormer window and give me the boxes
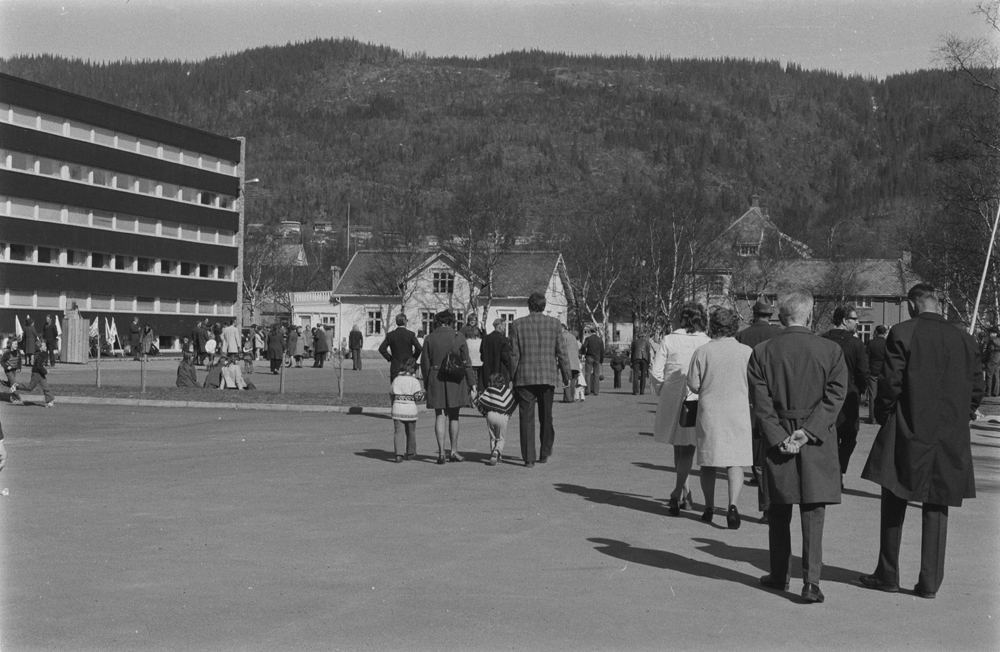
[737,243,759,257]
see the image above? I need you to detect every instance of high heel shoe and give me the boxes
[437,455,446,465]
[666,496,681,517]
[701,509,714,523]
[727,505,741,530]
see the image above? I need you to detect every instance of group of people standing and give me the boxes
[650,285,982,604]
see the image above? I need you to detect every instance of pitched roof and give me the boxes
[730,258,920,297]
[333,249,564,298]
[718,202,813,258]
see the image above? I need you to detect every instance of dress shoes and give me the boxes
[538,455,549,464]
[394,455,404,463]
[726,505,741,530]
[666,497,681,517]
[404,453,416,461]
[801,583,825,603]
[858,574,899,593]
[700,509,714,523]
[913,585,936,599]
[759,575,789,591]
[524,461,535,468]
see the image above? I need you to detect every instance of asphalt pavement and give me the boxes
[0,381,997,651]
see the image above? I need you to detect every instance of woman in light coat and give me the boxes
[687,307,754,528]
[651,303,710,516]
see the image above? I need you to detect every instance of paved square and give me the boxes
[1,387,997,651]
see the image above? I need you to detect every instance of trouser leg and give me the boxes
[393,419,406,456]
[639,360,648,394]
[538,385,555,458]
[516,386,537,463]
[613,369,621,388]
[767,504,793,583]
[631,362,640,394]
[838,425,859,474]
[800,503,826,585]
[875,488,906,586]
[917,503,949,593]
[405,421,417,456]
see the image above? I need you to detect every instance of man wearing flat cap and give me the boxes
[481,318,512,385]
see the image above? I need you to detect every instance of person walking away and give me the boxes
[475,372,517,466]
[509,293,571,467]
[290,326,306,367]
[610,349,625,389]
[652,303,711,515]
[821,305,869,481]
[865,325,888,423]
[748,292,847,604]
[859,283,984,599]
[419,310,473,464]
[389,358,424,462]
[379,313,423,382]
[313,326,330,368]
[687,307,753,528]
[734,299,781,488]
[19,352,55,407]
[267,325,285,374]
[481,319,512,387]
[43,314,58,367]
[580,326,605,396]
[559,324,581,403]
[1,339,22,404]
[349,324,364,370]
[221,319,241,357]
[140,323,155,362]
[630,330,653,395]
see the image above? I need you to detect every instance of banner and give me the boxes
[15,316,23,338]
[90,317,99,338]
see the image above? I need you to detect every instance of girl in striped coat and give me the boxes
[474,373,517,466]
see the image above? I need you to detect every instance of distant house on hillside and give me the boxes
[693,196,921,340]
[290,249,571,351]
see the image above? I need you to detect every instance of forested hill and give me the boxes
[0,39,965,267]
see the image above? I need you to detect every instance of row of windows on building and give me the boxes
[356,308,516,337]
[1,242,234,281]
[2,289,234,316]
[0,102,239,176]
[0,149,237,210]
[1,194,237,245]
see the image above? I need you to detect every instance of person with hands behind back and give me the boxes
[748,292,847,604]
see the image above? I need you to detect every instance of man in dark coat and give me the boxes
[629,331,652,395]
[735,299,781,487]
[481,318,512,384]
[349,325,364,370]
[748,292,847,604]
[129,316,142,361]
[313,326,330,368]
[865,325,888,423]
[378,313,422,381]
[580,327,605,396]
[859,283,984,599]
[509,293,571,467]
[821,305,869,477]
[43,314,59,367]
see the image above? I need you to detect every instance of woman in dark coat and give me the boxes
[420,310,472,464]
[176,352,199,387]
[312,327,330,368]
[266,325,285,374]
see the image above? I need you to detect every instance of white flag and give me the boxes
[55,318,62,337]
[90,317,99,338]
[15,316,23,338]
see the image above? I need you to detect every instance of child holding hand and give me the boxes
[389,358,424,463]
[474,373,516,466]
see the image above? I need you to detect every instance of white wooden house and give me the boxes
[290,249,571,351]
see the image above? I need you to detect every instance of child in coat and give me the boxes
[2,339,23,404]
[20,351,55,407]
[474,373,516,466]
[389,358,425,463]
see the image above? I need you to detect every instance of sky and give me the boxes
[0,0,994,78]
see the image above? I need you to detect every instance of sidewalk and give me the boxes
[0,389,996,651]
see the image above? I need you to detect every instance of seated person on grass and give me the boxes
[203,358,224,389]
[176,351,199,388]
[220,355,254,390]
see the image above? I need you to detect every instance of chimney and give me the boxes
[331,266,342,292]
[751,194,760,208]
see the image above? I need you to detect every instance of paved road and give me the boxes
[1,390,997,651]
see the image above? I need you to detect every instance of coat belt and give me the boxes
[775,407,814,419]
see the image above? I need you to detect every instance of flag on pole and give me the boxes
[55,318,62,337]
[15,316,23,339]
[90,317,99,338]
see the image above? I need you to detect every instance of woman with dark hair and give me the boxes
[651,302,710,516]
[419,309,472,464]
[267,324,285,374]
[686,307,754,528]
[140,323,155,361]
[176,351,200,387]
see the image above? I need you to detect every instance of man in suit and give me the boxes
[349,325,364,370]
[735,299,782,489]
[580,327,605,396]
[481,318,512,384]
[509,292,571,467]
[748,292,847,604]
[629,330,652,395]
[378,313,422,382]
[859,283,984,599]
[313,326,330,368]
[821,305,869,478]
[43,314,59,367]
[865,325,888,423]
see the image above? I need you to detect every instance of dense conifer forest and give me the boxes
[1,38,980,320]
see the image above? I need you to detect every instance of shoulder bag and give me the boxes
[678,391,698,428]
[440,332,467,382]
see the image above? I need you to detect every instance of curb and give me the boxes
[54,395,394,414]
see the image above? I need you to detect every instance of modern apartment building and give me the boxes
[0,72,244,351]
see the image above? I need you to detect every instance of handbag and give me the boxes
[440,333,467,382]
[678,392,698,428]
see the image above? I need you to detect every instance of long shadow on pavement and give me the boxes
[554,483,732,526]
[588,537,801,603]
[691,537,865,587]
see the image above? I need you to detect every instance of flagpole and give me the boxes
[95,321,101,388]
[970,201,1000,334]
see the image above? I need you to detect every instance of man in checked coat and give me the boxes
[508,292,571,467]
